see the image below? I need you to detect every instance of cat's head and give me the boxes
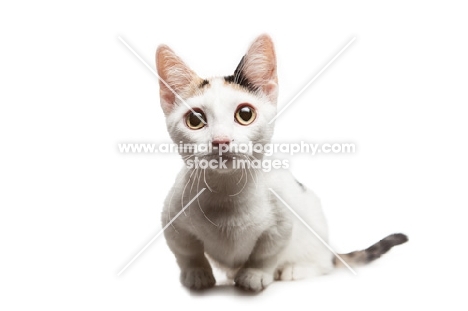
[156,34,278,171]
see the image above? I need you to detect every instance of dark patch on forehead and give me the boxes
[199,79,209,88]
[224,55,258,93]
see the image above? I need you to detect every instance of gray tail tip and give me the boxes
[333,233,408,267]
[384,233,409,246]
[365,233,409,262]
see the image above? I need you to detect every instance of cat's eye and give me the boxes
[235,105,256,125]
[186,109,206,130]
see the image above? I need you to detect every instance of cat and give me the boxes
[155,34,408,291]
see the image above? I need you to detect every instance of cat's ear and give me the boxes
[235,34,278,102]
[156,45,200,114]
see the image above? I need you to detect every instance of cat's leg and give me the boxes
[276,263,329,281]
[234,221,292,292]
[275,264,307,280]
[164,227,215,290]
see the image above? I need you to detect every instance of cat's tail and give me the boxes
[333,233,408,268]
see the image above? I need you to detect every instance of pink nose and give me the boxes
[212,138,231,148]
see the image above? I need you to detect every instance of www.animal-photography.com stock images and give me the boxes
[1,1,467,310]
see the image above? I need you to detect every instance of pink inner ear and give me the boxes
[156,45,200,114]
[241,35,278,100]
[262,81,278,97]
[160,89,175,115]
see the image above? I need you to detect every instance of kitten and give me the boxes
[155,34,408,291]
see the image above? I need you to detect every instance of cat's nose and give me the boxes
[212,138,231,148]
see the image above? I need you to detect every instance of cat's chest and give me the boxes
[200,221,268,268]
[189,194,271,231]
[190,203,271,239]
[188,198,274,268]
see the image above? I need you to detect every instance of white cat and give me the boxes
[156,34,407,291]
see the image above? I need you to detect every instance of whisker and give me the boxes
[242,155,258,188]
[187,168,200,229]
[196,169,218,226]
[203,168,217,193]
[167,168,192,232]
[247,154,260,186]
[181,168,197,215]
[236,164,245,185]
[189,167,198,194]
[229,166,248,197]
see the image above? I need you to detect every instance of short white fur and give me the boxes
[157,35,334,291]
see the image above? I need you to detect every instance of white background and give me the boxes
[1,1,467,310]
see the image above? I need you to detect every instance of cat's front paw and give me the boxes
[277,264,307,281]
[180,268,216,290]
[234,268,273,292]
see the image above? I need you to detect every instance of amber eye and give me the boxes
[235,105,256,125]
[186,110,206,130]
